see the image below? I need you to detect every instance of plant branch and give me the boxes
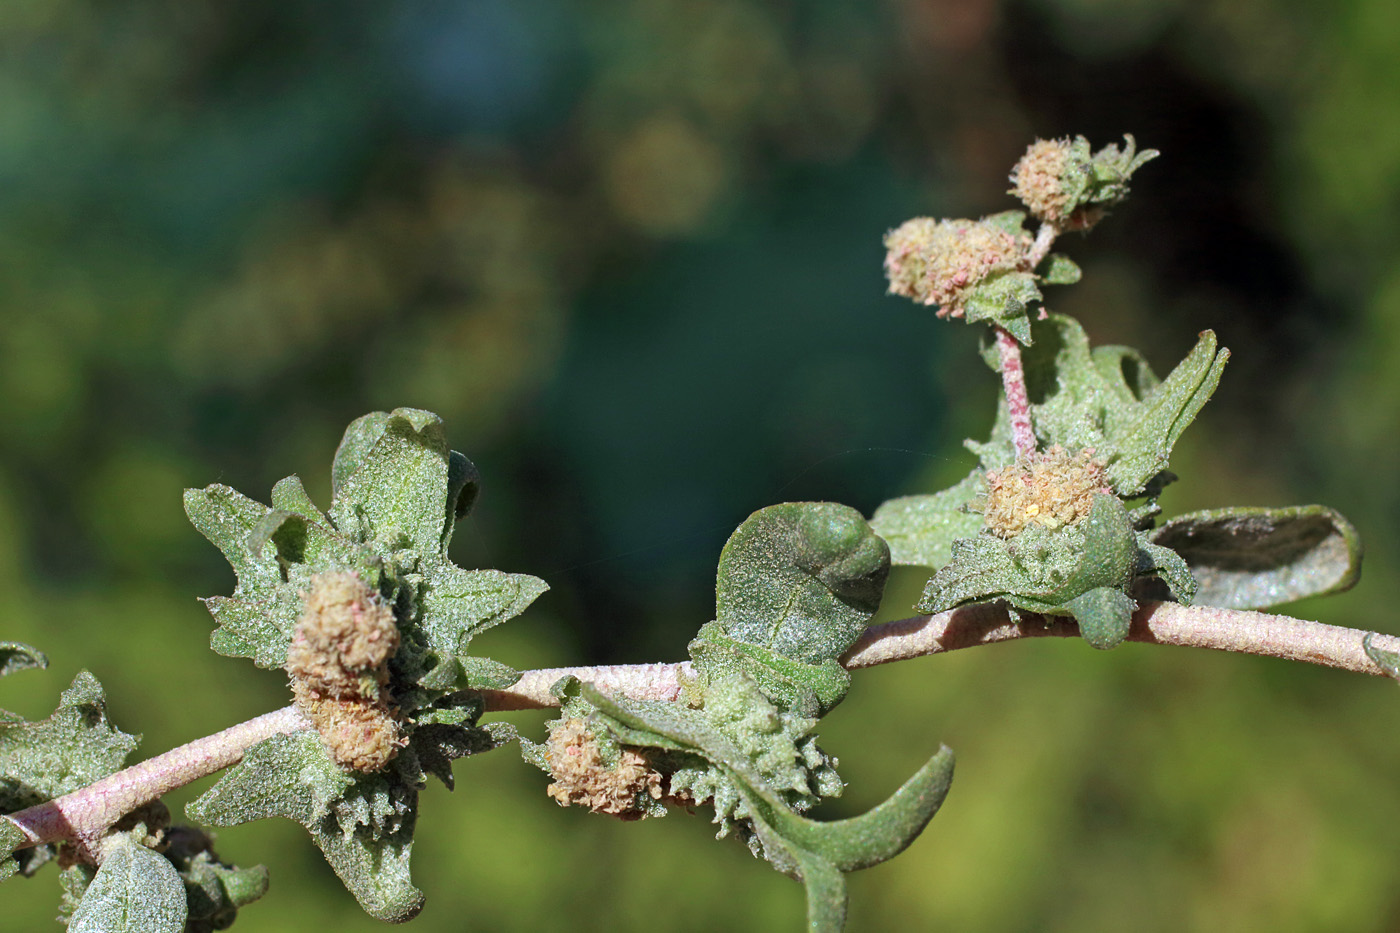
[481,662,693,711]
[840,600,1400,675]
[1027,220,1058,269]
[992,221,1061,459]
[5,705,309,854]
[11,601,1395,851]
[995,326,1037,457]
[483,601,1400,711]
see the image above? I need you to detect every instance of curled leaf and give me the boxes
[0,642,46,678]
[692,503,888,715]
[1150,505,1361,610]
[580,683,954,933]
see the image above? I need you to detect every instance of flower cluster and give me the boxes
[543,717,664,819]
[982,445,1109,539]
[285,571,405,771]
[883,217,1030,315]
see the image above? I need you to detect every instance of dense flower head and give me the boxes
[883,217,1030,315]
[982,445,1110,539]
[1009,138,1073,223]
[286,572,405,771]
[543,717,664,820]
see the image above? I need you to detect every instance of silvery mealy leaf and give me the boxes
[1150,505,1361,609]
[187,731,424,922]
[68,837,187,933]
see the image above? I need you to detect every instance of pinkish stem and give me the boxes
[5,705,309,855]
[996,325,1037,457]
[13,601,1394,853]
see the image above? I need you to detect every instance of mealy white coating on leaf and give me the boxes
[68,838,187,933]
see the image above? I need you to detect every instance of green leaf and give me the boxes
[581,683,954,933]
[455,656,521,691]
[690,503,888,717]
[0,672,139,812]
[712,503,890,666]
[1150,505,1362,609]
[1136,540,1198,604]
[1058,134,1158,215]
[0,642,46,678]
[689,623,850,716]
[415,566,548,693]
[270,473,328,524]
[918,494,1137,628]
[163,826,270,931]
[961,271,1041,343]
[1104,331,1228,495]
[870,468,984,569]
[1066,587,1135,650]
[69,837,187,933]
[1038,253,1082,285]
[445,451,482,529]
[328,408,453,555]
[183,485,281,592]
[331,411,394,499]
[1012,313,1227,496]
[981,209,1029,236]
[187,731,424,922]
[0,819,25,883]
[1364,634,1400,680]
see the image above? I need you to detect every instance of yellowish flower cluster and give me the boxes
[983,445,1109,539]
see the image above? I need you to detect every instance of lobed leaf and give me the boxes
[583,683,954,932]
[415,566,547,693]
[187,731,424,922]
[961,272,1039,344]
[917,494,1140,648]
[0,672,139,812]
[992,313,1227,497]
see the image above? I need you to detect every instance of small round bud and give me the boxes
[884,217,1030,315]
[543,717,664,820]
[982,446,1110,539]
[1009,138,1074,223]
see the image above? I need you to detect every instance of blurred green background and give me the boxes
[4,0,1400,929]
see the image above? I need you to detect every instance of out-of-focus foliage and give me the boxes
[4,0,1400,929]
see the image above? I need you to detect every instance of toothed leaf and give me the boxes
[0,672,138,812]
[188,731,423,922]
